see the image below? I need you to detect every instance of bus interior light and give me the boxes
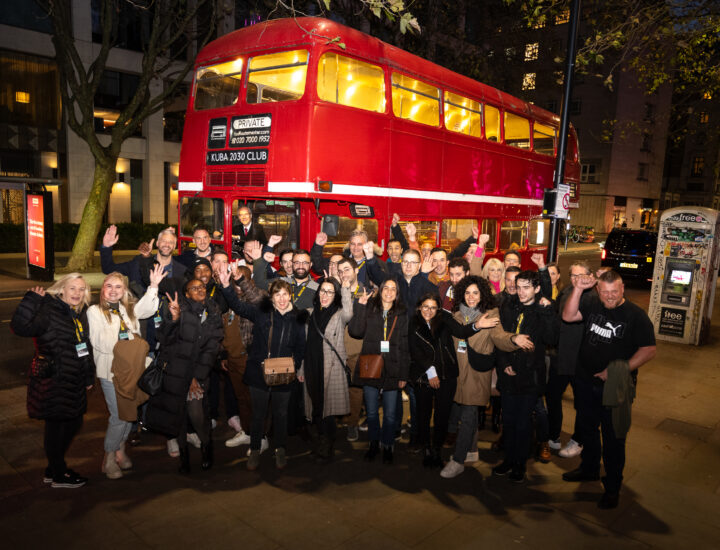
[350,204,374,218]
[318,180,333,192]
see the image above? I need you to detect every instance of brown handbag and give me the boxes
[357,314,398,380]
[262,314,296,386]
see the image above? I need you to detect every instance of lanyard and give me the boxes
[383,312,389,340]
[109,306,127,332]
[352,285,361,298]
[209,285,216,298]
[293,279,308,300]
[73,318,85,343]
[515,312,524,334]
[356,259,366,270]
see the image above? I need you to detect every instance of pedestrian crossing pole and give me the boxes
[547,0,581,263]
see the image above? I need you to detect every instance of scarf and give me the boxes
[459,303,481,324]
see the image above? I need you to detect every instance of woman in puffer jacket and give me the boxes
[11,274,95,489]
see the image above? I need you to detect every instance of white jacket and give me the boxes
[87,287,159,380]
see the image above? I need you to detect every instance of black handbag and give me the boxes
[467,346,496,373]
[137,355,167,396]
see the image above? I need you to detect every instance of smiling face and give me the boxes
[387,241,403,263]
[504,253,520,268]
[337,261,357,287]
[328,254,343,278]
[431,250,448,276]
[464,284,480,308]
[504,271,518,295]
[292,253,311,279]
[238,207,252,226]
[380,280,398,308]
[194,263,212,285]
[211,253,228,277]
[185,279,207,303]
[449,265,467,286]
[280,252,294,275]
[193,229,211,254]
[348,235,366,261]
[597,279,625,309]
[61,277,88,308]
[548,265,560,287]
[487,264,503,283]
[401,251,421,279]
[101,276,125,303]
[271,288,291,311]
[156,232,176,258]
[420,298,439,322]
[318,281,336,308]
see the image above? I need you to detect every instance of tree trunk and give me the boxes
[63,154,118,272]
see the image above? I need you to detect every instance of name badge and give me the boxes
[119,331,129,340]
[76,342,89,357]
[380,340,390,353]
[457,339,467,354]
[153,315,162,328]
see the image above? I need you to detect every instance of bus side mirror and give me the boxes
[322,215,339,237]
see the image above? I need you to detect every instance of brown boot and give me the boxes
[538,441,551,463]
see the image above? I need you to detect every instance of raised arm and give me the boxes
[562,274,595,322]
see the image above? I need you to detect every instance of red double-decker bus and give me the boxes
[177,17,580,263]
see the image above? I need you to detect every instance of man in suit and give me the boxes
[232,205,267,244]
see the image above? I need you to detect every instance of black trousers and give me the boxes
[416,378,457,450]
[44,416,83,479]
[546,369,579,443]
[502,393,537,469]
[575,377,626,493]
[209,368,239,420]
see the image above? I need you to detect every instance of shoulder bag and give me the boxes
[358,314,398,379]
[262,314,296,386]
[137,354,167,396]
[312,314,350,377]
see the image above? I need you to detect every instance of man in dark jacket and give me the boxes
[176,226,216,267]
[494,270,559,483]
[232,205,267,244]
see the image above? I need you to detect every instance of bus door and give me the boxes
[231,198,300,258]
[178,195,225,252]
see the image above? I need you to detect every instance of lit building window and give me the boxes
[15,91,30,103]
[555,9,570,24]
[692,156,705,177]
[522,73,536,91]
[524,43,539,61]
[703,91,712,100]
[699,111,709,124]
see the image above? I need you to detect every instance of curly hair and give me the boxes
[453,275,496,312]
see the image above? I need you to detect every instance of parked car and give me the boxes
[601,229,657,281]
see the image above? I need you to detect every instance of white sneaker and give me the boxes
[246,437,269,456]
[548,438,562,451]
[211,419,217,429]
[187,433,202,449]
[225,430,251,448]
[440,459,465,479]
[559,439,583,458]
[464,451,479,464]
[167,438,179,457]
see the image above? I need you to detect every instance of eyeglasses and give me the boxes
[293,261,311,266]
[318,289,336,295]
[402,260,420,265]
[187,285,205,292]
[421,305,438,311]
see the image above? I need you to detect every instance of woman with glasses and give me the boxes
[348,277,408,464]
[300,278,353,462]
[145,278,224,474]
[409,293,493,468]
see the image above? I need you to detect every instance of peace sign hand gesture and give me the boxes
[165,291,180,321]
[358,288,371,305]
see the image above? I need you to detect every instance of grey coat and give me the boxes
[300,287,353,419]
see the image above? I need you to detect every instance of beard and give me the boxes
[293,267,308,279]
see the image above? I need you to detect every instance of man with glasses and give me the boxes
[562,269,655,509]
[252,247,319,310]
[311,229,380,286]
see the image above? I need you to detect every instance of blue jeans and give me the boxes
[100,378,133,453]
[363,386,398,448]
[395,384,417,436]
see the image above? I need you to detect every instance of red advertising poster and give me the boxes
[27,194,46,269]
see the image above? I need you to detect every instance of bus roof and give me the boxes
[196,17,561,125]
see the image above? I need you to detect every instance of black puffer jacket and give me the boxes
[348,301,409,390]
[221,286,307,392]
[11,292,95,420]
[408,310,477,384]
[145,296,223,437]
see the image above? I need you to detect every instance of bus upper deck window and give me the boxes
[391,73,440,126]
[533,123,556,156]
[444,92,481,138]
[246,50,308,104]
[504,112,531,149]
[317,53,386,113]
[484,104,500,141]
[194,59,243,111]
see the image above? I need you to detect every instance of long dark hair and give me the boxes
[414,292,442,334]
[453,275,496,312]
[370,276,406,316]
[312,278,342,310]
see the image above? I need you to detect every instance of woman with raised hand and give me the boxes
[348,278,409,465]
[217,266,307,471]
[145,279,224,474]
[87,264,165,479]
[11,274,95,489]
[300,277,353,462]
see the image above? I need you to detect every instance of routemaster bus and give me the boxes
[177,17,580,265]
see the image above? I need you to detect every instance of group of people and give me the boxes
[12,208,655,509]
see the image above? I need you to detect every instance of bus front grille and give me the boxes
[206,170,266,188]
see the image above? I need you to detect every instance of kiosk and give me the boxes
[648,207,720,345]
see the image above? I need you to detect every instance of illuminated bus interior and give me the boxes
[391,73,441,126]
[194,58,244,111]
[246,50,308,104]
[444,92,482,137]
[317,53,386,113]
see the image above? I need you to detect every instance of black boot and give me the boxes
[382,445,394,464]
[478,406,487,431]
[422,447,433,468]
[178,446,190,474]
[316,435,333,463]
[430,447,443,468]
[201,441,213,471]
[364,440,380,462]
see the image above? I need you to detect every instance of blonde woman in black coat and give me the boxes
[11,274,95,489]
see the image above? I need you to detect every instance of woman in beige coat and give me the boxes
[299,278,353,462]
[440,275,533,479]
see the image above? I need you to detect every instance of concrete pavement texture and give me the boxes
[1,245,719,549]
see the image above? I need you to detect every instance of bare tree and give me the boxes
[43,0,222,271]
